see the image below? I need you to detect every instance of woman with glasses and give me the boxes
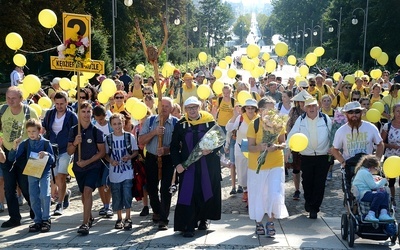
[332,81,352,108]
[111,91,126,114]
[226,99,259,203]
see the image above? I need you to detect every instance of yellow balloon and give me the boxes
[101,79,117,97]
[219,60,227,69]
[23,74,41,94]
[70,81,77,89]
[396,54,400,67]
[275,42,288,57]
[97,91,109,104]
[198,52,207,62]
[162,65,172,78]
[288,55,296,65]
[370,46,382,60]
[262,52,270,61]
[333,72,342,82]
[354,70,364,77]
[382,90,389,97]
[344,75,355,84]
[371,102,384,113]
[5,32,23,51]
[314,46,325,57]
[251,69,260,78]
[67,163,75,178]
[68,89,77,98]
[252,57,260,67]
[18,85,30,99]
[212,80,224,95]
[265,59,276,73]
[131,102,148,120]
[59,77,71,90]
[383,156,400,178]
[13,54,26,67]
[237,91,252,105]
[225,56,233,64]
[305,53,317,66]
[247,44,260,59]
[377,52,389,66]
[38,9,57,29]
[289,133,309,152]
[366,109,380,123]
[256,66,265,76]
[29,103,42,117]
[197,84,211,100]
[295,76,306,84]
[299,65,309,77]
[125,97,139,111]
[71,75,78,83]
[38,97,52,109]
[243,60,255,71]
[241,56,249,64]
[79,75,89,87]
[82,72,96,79]
[153,82,166,94]
[227,68,237,79]
[136,64,145,74]
[370,69,382,79]
[213,68,223,79]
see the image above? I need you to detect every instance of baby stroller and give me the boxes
[340,166,399,247]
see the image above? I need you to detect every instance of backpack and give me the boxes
[300,112,329,127]
[0,104,31,131]
[105,132,134,158]
[148,115,178,129]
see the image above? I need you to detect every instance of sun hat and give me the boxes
[243,99,258,108]
[298,80,309,88]
[183,73,193,80]
[51,77,61,85]
[184,96,201,107]
[304,97,318,107]
[291,89,312,102]
[342,101,365,113]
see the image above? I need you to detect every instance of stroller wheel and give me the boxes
[341,214,348,240]
[348,217,355,247]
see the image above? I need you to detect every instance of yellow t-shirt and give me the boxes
[131,87,144,99]
[307,88,322,101]
[316,84,334,97]
[177,83,198,105]
[331,92,351,108]
[247,119,284,171]
[370,95,382,106]
[352,85,369,97]
[217,98,234,126]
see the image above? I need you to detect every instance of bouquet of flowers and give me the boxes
[57,34,90,65]
[328,108,347,161]
[182,124,226,169]
[257,109,288,173]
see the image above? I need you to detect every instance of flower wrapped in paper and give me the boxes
[182,124,226,169]
[256,109,288,173]
[57,34,90,65]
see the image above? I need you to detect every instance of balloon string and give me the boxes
[19,46,58,54]
[51,28,63,44]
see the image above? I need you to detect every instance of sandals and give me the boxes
[41,219,51,232]
[266,222,276,237]
[115,219,123,229]
[77,224,90,235]
[123,219,132,230]
[255,223,265,235]
[28,223,42,233]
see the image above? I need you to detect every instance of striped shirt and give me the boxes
[138,115,176,155]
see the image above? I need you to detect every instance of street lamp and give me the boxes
[312,25,322,46]
[329,7,342,61]
[165,8,181,61]
[112,0,132,70]
[297,29,305,55]
[351,0,369,70]
[304,27,312,48]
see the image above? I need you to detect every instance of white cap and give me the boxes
[184,96,201,107]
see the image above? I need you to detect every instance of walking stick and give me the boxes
[135,17,168,181]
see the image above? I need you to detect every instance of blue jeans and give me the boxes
[0,150,30,222]
[28,172,51,224]
[110,179,133,211]
[361,190,389,213]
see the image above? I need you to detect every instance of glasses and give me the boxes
[303,87,309,89]
[115,96,124,99]
[309,84,316,87]
[185,106,199,111]
[352,98,360,101]
[347,110,362,115]
[143,92,152,95]
[344,86,352,89]
[363,80,368,82]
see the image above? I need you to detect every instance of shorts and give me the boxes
[74,167,101,193]
[110,179,133,211]
[286,151,301,174]
[55,152,72,175]
[96,161,110,187]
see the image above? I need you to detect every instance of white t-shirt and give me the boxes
[332,121,382,160]
[276,102,292,116]
[94,121,112,137]
[105,133,138,183]
[52,113,65,135]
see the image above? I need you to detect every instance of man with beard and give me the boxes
[169,69,182,99]
[331,101,384,191]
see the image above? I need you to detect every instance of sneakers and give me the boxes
[105,208,113,218]
[63,189,71,209]
[99,207,106,216]
[140,206,149,216]
[326,171,333,181]
[237,186,244,194]
[378,213,394,222]
[293,190,300,200]
[0,203,4,213]
[229,187,237,195]
[77,224,90,235]
[17,196,23,206]
[53,203,63,216]
[364,214,379,223]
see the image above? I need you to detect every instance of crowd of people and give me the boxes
[0,64,400,239]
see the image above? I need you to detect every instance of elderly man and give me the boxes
[287,97,332,219]
[0,86,38,227]
[177,73,198,107]
[138,97,178,230]
[265,81,282,103]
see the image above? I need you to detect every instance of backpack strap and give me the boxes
[123,132,132,155]
[254,117,260,134]
[384,122,392,144]
[278,102,283,111]
[251,92,257,100]
[323,84,328,95]
[149,115,157,129]
[106,133,113,155]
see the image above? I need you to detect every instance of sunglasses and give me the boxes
[303,87,309,89]
[347,110,362,114]
[143,92,152,95]
[115,96,124,99]
[344,86,352,89]
[309,84,316,87]
[352,98,360,101]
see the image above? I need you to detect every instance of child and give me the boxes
[352,154,393,222]
[11,118,54,232]
[104,113,138,230]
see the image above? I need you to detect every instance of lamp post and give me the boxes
[329,7,342,61]
[304,28,312,48]
[312,25,322,46]
[352,0,369,70]
[165,1,181,61]
[112,0,132,70]
[296,29,305,56]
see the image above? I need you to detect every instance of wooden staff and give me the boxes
[77,71,81,161]
[135,17,168,180]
